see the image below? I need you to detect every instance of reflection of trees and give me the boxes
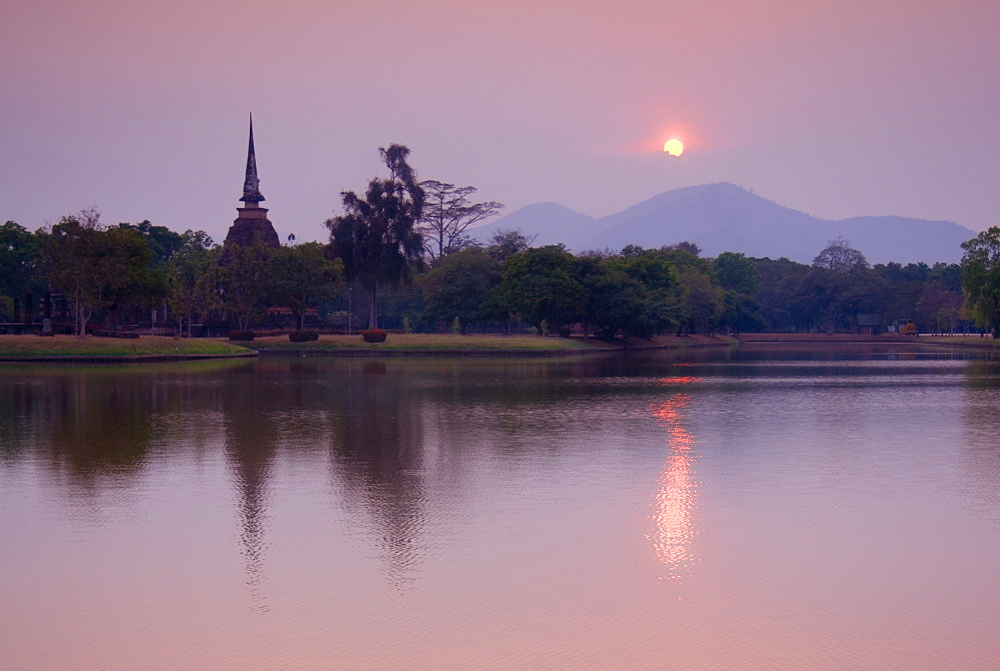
[328,365,427,588]
[648,392,699,582]
[960,369,1000,512]
[0,369,155,488]
[221,364,281,611]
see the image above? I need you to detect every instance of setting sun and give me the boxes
[663,138,684,156]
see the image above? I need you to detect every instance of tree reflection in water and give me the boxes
[327,363,427,590]
[222,364,279,612]
[648,387,699,582]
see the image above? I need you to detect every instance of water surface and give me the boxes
[2,345,999,668]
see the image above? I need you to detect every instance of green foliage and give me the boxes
[0,295,14,321]
[269,242,344,330]
[497,245,588,332]
[607,247,684,335]
[714,252,764,333]
[960,227,1000,337]
[0,221,44,322]
[167,230,216,337]
[228,330,255,341]
[714,252,759,295]
[219,235,271,331]
[420,246,501,334]
[326,144,424,329]
[362,329,387,343]
[42,210,160,336]
[116,220,184,268]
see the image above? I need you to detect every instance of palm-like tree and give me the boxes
[327,145,424,329]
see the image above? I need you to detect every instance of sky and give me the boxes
[2,0,998,246]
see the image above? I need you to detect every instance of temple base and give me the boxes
[225,206,280,248]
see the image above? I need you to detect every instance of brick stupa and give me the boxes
[224,114,280,248]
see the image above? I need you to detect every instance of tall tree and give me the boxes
[960,227,1000,337]
[268,242,344,330]
[418,180,503,262]
[326,144,425,329]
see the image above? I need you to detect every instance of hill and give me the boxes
[474,183,973,264]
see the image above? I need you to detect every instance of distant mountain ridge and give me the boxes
[474,183,973,265]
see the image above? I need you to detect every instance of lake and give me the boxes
[2,345,999,668]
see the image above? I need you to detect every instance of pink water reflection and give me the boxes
[649,389,700,581]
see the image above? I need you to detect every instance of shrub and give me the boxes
[289,330,319,342]
[228,330,255,341]
[362,329,387,343]
[558,326,572,338]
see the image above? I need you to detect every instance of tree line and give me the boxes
[3,144,1000,337]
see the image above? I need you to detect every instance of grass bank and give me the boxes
[248,333,612,352]
[0,335,254,360]
[739,333,999,348]
[250,332,737,356]
[0,332,738,362]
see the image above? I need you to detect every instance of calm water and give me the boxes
[2,345,999,669]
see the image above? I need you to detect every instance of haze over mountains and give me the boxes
[474,183,974,265]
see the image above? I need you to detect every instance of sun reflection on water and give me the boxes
[648,390,699,582]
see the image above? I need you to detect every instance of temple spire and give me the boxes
[241,113,265,206]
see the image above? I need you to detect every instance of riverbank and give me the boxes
[0,335,256,362]
[250,333,737,357]
[740,332,1000,348]
[13,331,987,363]
[0,332,738,362]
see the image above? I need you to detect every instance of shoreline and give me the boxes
[1,332,993,364]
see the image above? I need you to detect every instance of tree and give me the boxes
[496,245,588,333]
[486,228,535,262]
[420,247,501,334]
[219,235,271,331]
[42,209,151,336]
[116,220,184,269]
[813,237,869,273]
[607,247,684,336]
[0,221,44,323]
[714,252,765,334]
[268,242,344,330]
[418,180,503,262]
[573,255,647,338]
[167,230,216,337]
[102,226,167,329]
[326,144,425,329]
[960,227,1000,337]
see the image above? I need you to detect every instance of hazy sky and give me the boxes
[2,0,998,245]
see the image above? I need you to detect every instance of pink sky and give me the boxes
[2,0,998,245]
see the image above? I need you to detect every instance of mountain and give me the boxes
[472,201,598,248]
[475,183,974,265]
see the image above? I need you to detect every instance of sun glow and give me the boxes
[648,394,699,582]
[663,138,684,156]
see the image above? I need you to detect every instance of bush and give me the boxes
[362,329,387,343]
[558,326,572,338]
[228,330,255,341]
[289,330,319,342]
